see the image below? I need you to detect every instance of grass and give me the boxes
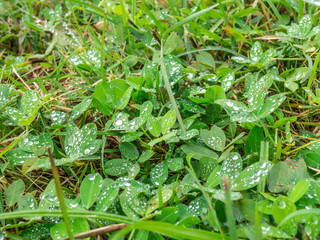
[1,0,320,239]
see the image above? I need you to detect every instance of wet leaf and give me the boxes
[0,84,9,108]
[68,97,92,121]
[138,150,155,163]
[50,218,90,240]
[4,179,25,207]
[161,109,176,134]
[204,85,225,103]
[255,94,286,119]
[146,189,173,215]
[140,101,153,122]
[289,178,310,203]
[119,142,139,160]
[167,158,184,171]
[51,110,66,125]
[104,159,132,177]
[181,144,218,160]
[18,193,37,211]
[232,161,272,191]
[150,162,168,186]
[220,153,242,187]
[21,90,40,116]
[273,196,297,235]
[147,116,161,137]
[65,123,102,159]
[80,173,103,209]
[250,42,263,62]
[95,183,119,212]
[305,214,320,239]
[200,125,226,151]
[21,224,53,240]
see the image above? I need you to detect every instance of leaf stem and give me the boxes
[48,147,74,240]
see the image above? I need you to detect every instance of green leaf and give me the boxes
[5,107,25,124]
[220,72,235,91]
[161,109,176,134]
[273,196,297,235]
[256,94,286,119]
[215,99,257,123]
[21,90,40,116]
[164,32,182,55]
[305,214,320,239]
[68,97,92,121]
[200,125,226,151]
[80,173,103,209]
[196,52,215,68]
[50,218,90,240]
[247,75,273,110]
[131,221,224,240]
[268,162,290,193]
[154,207,179,223]
[138,150,155,163]
[0,84,9,108]
[181,144,218,160]
[204,85,225,103]
[232,161,272,191]
[18,193,37,211]
[4,179,25,207]
[51,110,67,125]
[199,156,217,180]
[150,162,168,186]
[21,224,53,240]
[146,189,173,215]
[220,153,242,187]
[250,42,263,62]
[95,183,119,212]
[140,101,153,122]
[147,116,161,137]
[245,126,264,154]
[260,48,276,66]
[65,123,102,159]
[167,158,184,171]
[104,159,132,177]
[289,178,310,203]
[119,142,139,160]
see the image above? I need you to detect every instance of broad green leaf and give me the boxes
[284,80,298,92]
[181,144,218,160]
[199,156,217,180]
[95,183,119,212]
[220,72,235,91]
[250,42,263,62]
[21,224,53,240]
[104,159,132,177]
[0,84,9,108]
[50,218,90,240]
[215,99,257,123]
[140,101,153,122]
[68,97,92,121]
[220,153,242,187]
[117,87,133,109]
[65,123,101,159]
[119,142,139,160]
[80,173,103,209]
[273,196,297,235]
[147,116,161,137]
[289,178,310,203]
[6,107,25,124]
[148,131,177,147]
[21,90,40,116]
[4,179,25,207]
[154,207,179,223]
[287,67,308,82]
[232,161,272,191]
[256,94,286,119]
[119,187,141,219]
[305,214,320,239]
[211,189,242,202]
[161,109,176,134]
[196,52,215,68]
[150,162,168,186]
[260,48,276,66]
[51,110,66,125]
[146,189,173,215]
[247,75,273,110]
[268,162,290,193]
[245,126,264,154]
[167,158,184,171]
[138,150,155,163]
[200,125,226,151]
[18,193,37,211]
[164,32,182,55]
[204,85,225,103]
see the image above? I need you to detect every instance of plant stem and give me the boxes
[48,147,74,240]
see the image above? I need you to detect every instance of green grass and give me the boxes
[1,0,320,239]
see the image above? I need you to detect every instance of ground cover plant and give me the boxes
[0,0,320,239]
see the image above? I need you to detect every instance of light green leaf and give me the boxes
[104,159,132,177]
[50,218,90,240]
[161,109,176,134]
[146,189,173,215]
[147,116,161,137]
[232,161,272,191]
[219,153,242,187]
[273,196,297,235]
[4,180,25,207]
[256,94,286,119]
[289,178,310,203]
[150,162,168,186]
[80,173,103,209]
[68,97,92,121]
[51,110,67,125]
[21,90,40,116]
[95,183,119,212]
[250,42,263,62]
[65,123,102,159]
[140,101,153,122]
[18,193,37,211]
[181,144,218,160]
[119,142,139,160]
[138,150,155,163]
[200,125,226,151]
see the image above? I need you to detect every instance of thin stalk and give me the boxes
[48,148,74,240]
[257,141,269,199]
[223,177,238,240]
[160,39,186,132]
[100,10,107,81]
[285,138,320,155]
